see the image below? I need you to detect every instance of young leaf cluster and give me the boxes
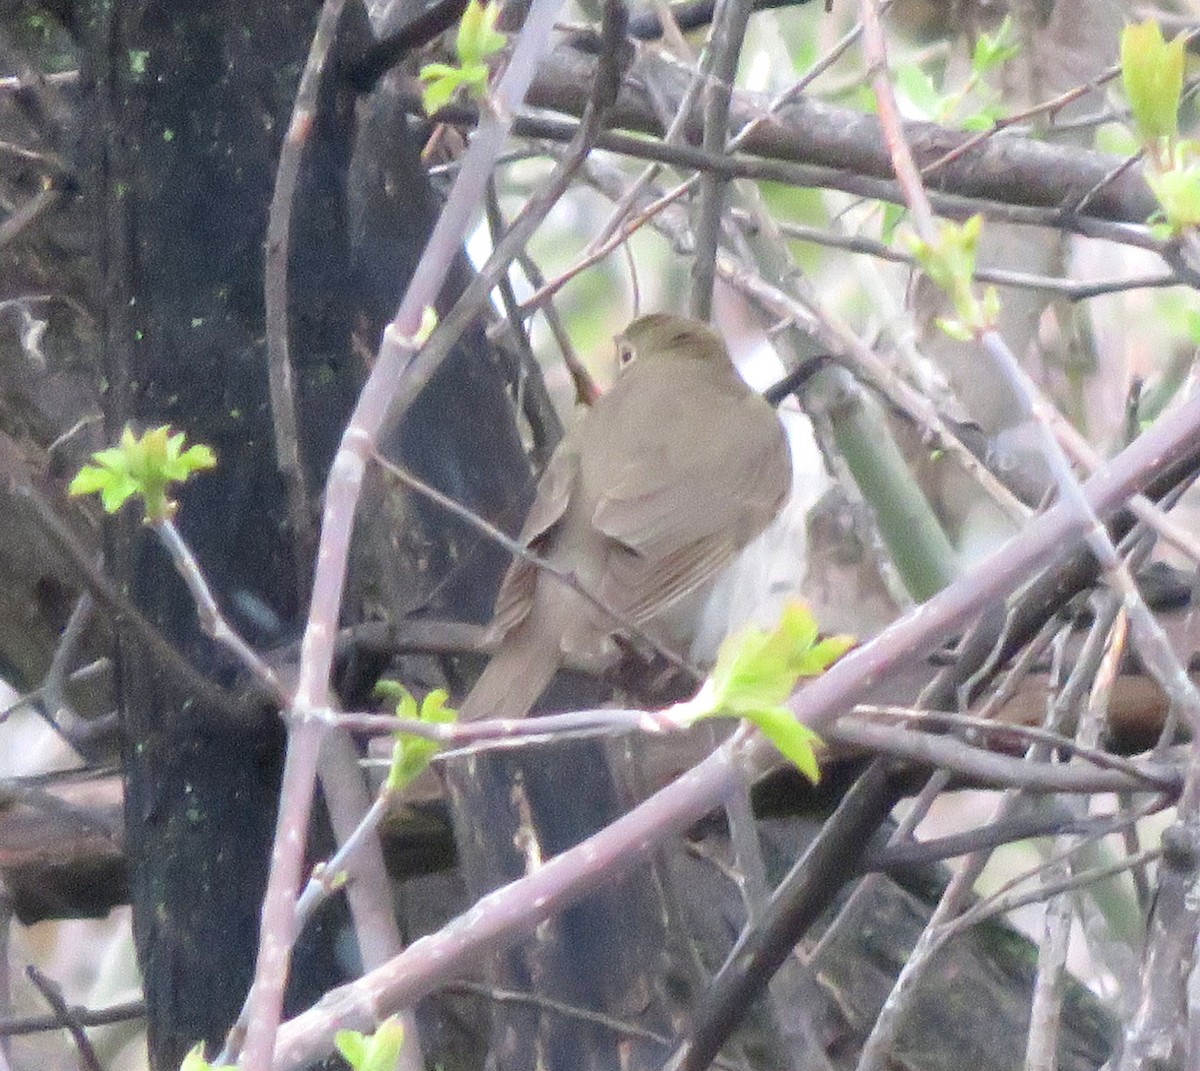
[903,215,1001,340]
[374,682,458,791]
[335,1017,406,1071]
[895,15,1018,132]
[1121,21,1200,235]
[419,0,506,115]
[678,603,851,782]
[69,424,216,522]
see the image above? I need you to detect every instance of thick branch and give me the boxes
[514,44,1156,223]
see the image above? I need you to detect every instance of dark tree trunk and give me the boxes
[76,1,532,1065]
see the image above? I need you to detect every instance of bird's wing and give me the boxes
[517,443,578,545]
[594,403,789,555]
[603,530,741,624]
[593,402,791,622]
[484,445,579,643]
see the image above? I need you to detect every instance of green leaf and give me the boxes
[414,306,439,345]
[418,60,490,113]
[418,0,505,114]
[960,106,1001,132]
[1121,20,1184,143]
[980,285,1001,328]
[178,1043,219,1071]
[680,602,851,782]
[334,1032,367,1070]
[903,216,998,333]
[972,15,1019,74]
[880,203,907,244]
[1094,122,1140,156]
[419,65,467,114]
[69,424,216,521]
[1148,166,1200,230]
[380,686,458,791]
[456,0,505,67]
[419,61,460,81]
[895,63,940,120]
[335,1018,405,1071]
[904,216,978,291]
[746,705,822,783]
[935,316,975,342]
[1149,219,1176,241]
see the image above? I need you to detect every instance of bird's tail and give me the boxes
[457,623,560,722]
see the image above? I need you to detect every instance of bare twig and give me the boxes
[0,185,61,250]
[771,216,1181,300]
[16,484,251,724]
[944,846,1161,944]
[688,0,753,319]
[24,966,103,1071]
[0,1000,144,1038]
[262,0,347,606]
[827,715,1176,794]
[442,979,746,1070]
[153,518,284,697]
[373,451,701,678]
[848,704,1174,784]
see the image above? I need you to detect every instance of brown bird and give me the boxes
[458,312,792,722]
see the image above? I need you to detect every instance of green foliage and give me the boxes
[414,305,439,345]
[1121,20,1185,145]
[680,603,851,782]
[893,16,1016,132]
[896,63,941,118]
[374,683,457,791]
[1133,292,1200,420]
[1093,122,1140,156]
[1119,21,1200,236]
[879,203,907,244]
[971,16,1020,75]
[903,215,1000,339]
[178,1043,222,1071]
[1147,162,1200,233]
[419,0,507,114]
[456,0,506,68]
[69,425,216,522]
[335,1017,406,1071]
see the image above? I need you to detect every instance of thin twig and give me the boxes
[153,519,283,696]
[373,452,701,678]
[848,704,1174,784]
[827,716,1176,794]
[262,0,347,608]
[866,807,1171,870]
[689,0,753,319]
[512,248,598,406]
[17,485,251,724]
[496,108,1168,249]
[24,966,103,1071]
[771,216,1181,300]
[0,185,61,250]
[0,1000,144,1038]
[942,832,1161,944]
[442,979,745,1069]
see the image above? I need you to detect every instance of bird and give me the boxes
[457,312,792,722]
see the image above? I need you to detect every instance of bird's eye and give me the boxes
[617,342,636,368]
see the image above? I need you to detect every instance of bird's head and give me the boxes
[615,313,729,371]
